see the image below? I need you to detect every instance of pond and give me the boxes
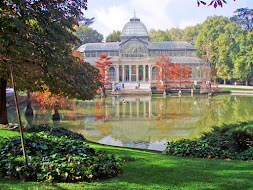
[7,95,253,151]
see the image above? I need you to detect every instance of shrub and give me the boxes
[25,124,86,141]
[0,132,122,182]
[163,121,253,160]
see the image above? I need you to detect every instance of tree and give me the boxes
[168,63,192,92]
[195,16,230,81]
[233,31,253,85]
[149,29,172,42]
[214,22,243,84]
[155,55,192,95]
[31,90,74,121]
[94,54,113,96]
[168,28,183,41]
[197,0,236,8]
[182,24,202,45]
[73,24,103,46]
[230,8,253,32]
[155,55,173,95]
[78,17,95,26]
[196,16,230,58]
[106,30,121,42]
[200,59,219,96]
[0,0,102,124]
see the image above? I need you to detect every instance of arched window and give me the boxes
[109,67,116,80]
[121,40,148,57]
[152,66,159,80]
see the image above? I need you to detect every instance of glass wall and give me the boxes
[121,40,148,57]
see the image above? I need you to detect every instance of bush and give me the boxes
[0,132,122,182]
[163,121,253,160]
[25,124,86,141]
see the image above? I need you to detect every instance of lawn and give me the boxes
[219,87,253,91]
[0,129,253,190]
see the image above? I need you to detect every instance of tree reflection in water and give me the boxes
[7,95,253,151]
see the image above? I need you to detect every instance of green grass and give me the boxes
[0,130,253,190]
[219,87,253,91]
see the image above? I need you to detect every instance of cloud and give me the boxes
[179,20,201,29]
[130,0,173,31]
[84,0,253,38]
[92,5,129,37]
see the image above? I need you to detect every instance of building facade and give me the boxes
[78,16,206,92]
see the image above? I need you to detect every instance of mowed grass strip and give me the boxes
[0,130,253,190]
[219,87,253,91]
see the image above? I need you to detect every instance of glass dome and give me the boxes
[121,16,149,37]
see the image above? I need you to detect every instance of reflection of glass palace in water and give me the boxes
[73,97,210,150]
[78,16,207,94]
[9,96,252,151]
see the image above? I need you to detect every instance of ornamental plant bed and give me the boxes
[0,132,122,182]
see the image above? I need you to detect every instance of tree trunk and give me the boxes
[246,79,250,86]
[52,105,60,121]
[223,79,226,85]
[25,91,33,116]
[0,78,8,124]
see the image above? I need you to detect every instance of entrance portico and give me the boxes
[114,64,153,83]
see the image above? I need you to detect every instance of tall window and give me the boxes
[109,67,116,80]
[152,66,158,80]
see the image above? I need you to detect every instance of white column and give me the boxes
[148,65,152,83]
[149,99,152,118]
[122,65,125,82]
[116,65,119,83]
[123,103,125,117]
[129,65,132,81]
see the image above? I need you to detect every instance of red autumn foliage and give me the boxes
[155,55,192,91]
[31,90,73,112]
[154,55,173,92]
[94,54,113,94]
[168,63,192,90]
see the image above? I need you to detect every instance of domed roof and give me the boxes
[121,16,149,37]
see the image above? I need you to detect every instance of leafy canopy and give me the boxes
[0,0,101,100]
[106,30,121,42]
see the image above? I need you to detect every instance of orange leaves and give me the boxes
[169,64,192,81]
[155,55,172,90]
[31,90,73,112]
[94,54,113,86]
[155,55,192,90]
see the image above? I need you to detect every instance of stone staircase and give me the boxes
[112,82,151,94]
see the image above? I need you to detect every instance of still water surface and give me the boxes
[8,95,253,151]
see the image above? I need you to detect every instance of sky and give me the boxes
[83,0,253,38]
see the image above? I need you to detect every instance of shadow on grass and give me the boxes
[90,145,253,190]
[1,144,253,190]
[0,177,68,190]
